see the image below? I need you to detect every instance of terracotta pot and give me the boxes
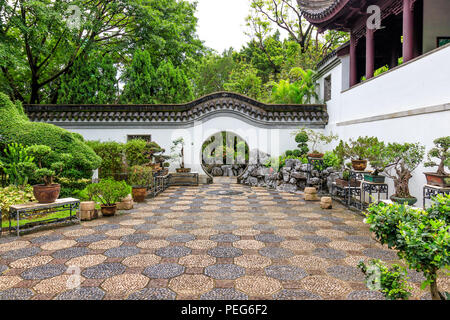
[132,187,147,203]
[101,205,117,217]
[424,172,450,188]
[351,160,368,171]
[308,153,324,159]
[33,184,61,204]
[176,168,191,173]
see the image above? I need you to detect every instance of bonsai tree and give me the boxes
[293,128,338,154]
[294,131,309,156]
[129,165,153,188]
[365,196,450,300]
[366,140,387,175]
[382,142,425,199]
[27,145,71,186]
[347,136,381,161]
[424,136,449,176]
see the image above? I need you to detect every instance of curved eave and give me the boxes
[301,0,353,31]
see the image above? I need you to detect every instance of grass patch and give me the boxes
[1,209,76,228]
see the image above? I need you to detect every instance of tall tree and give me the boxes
[58,53,118,104]
[224,63,264,100]
[247,0,348,56]
[0,0,204,104]
[154,60,194,104]
[121,49,157,104]
[193,49,236,97]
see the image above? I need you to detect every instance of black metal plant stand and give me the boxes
[423,184,450,208]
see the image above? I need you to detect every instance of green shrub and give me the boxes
[0,143,35,186]
[86,179,130,206]
[128,165,153,187]
[86,140,124,179]
[0,185,35,220]
[0,93,101,179]
[323,151,341,169]
[58,177,91,198]
[294,131,309,155]
[124,139,149,167]
[365,198,450,300]
[358,259,411,300]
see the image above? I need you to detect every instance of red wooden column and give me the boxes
[366,28,375,80]
[403,0,414,62]
[350,32,358,86]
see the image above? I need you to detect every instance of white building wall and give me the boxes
[319,44,450,204]
[65,117,300,175]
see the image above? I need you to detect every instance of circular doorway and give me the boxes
[201,131,250,180]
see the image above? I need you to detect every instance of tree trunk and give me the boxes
[29,82,40,104]
[430,277,444,300]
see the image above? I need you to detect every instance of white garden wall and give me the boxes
[66,116,300,175]
[317,44,450,205]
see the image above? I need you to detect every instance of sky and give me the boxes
[188,0,252,53]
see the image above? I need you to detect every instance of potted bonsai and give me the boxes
[129,165,153,202]
[295,128,338,158]
[88,179,130,217]
[27,145,71,204]
[423,136,449,187]
[347,136,381,171]
[365,139,387,183]
[171,137,191,173]
[382,142,425,205]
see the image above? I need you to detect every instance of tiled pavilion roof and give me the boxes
[24,92,329,128]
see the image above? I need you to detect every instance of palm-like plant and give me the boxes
[270,67,318,104]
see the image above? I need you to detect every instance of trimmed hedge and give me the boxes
[0,93,101,179]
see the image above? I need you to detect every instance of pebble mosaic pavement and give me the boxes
[0,178,448,300]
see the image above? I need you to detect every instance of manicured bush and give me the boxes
[294,131,309,155]
[58,177,91,199]
[124,139,149,167]
[365,197,450,300]
[86,140,124,179]
[128,165,153,187]
[0,93,101,179]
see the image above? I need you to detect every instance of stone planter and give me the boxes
[33,184,61,204]
[304,187,319,201]
[116,194,134,210]
[424,172,450,188]
[80,201,97,221]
